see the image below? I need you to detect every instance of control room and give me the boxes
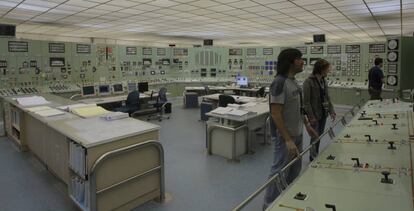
[0,0,413,211]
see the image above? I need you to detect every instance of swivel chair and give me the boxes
[204,85,210,96]
[218,94,235,107]
[256,87,266,98]
[147,87,171,121]
[114,90,140,116]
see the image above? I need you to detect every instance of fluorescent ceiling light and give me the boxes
[17,4,50,12]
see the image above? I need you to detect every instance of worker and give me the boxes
[303,59,336,161]
[263,48,318,209]
[368,57,384,100]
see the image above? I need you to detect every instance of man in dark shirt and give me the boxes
[368,58,384,100]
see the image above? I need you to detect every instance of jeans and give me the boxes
[263,134,303,210]
[309,116,327,161]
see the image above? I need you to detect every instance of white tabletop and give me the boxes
[49,116,160,148]
[206,95,269,122]
[267,100,414,211]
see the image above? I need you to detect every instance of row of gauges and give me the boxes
[386,39,398,86]
[228,59,243,65]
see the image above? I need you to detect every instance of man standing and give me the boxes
[263,48,318,209]
[303,59,336,161]
[368,58,384,100]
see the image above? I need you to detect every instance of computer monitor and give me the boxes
[236,76,248,87]
[128,82,137,92]
[138,82,149,93]
[82,85,95,97]
[98,84,110,96]
[112,83,124,94]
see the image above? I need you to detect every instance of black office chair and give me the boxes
[256,87,266,98]
[218,94,235,107]
[204,85,210,96]
[147,87,171,121]
[114,90,140,116]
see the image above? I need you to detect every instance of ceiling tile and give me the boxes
[55,4,86,12]
[17,3,51,12]
[0,1,19,8]
[267,2,297,10]
[147,0,180,7]
[120,8,146,15]
[227,0,259,9]
[132,4,160,11]
[189,0,220,7]
[207,4,234,12]
[94,4,124,11]
[169,4,198,11]
[66,0,99,8]
[243,5,270,13]
[124,0,154,3]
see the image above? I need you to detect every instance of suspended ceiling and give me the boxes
[0,0,413,46]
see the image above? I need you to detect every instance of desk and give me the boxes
[78,92,163,113]
[185,86,266,97]
[202,93,262,104]
[1,93,164,211]
[205,95,269,161]
[78,93,157,105]
[266,100,414,211]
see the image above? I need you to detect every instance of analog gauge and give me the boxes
[387,51,398,62]
[388,39,398,50]
[387,75,398,86]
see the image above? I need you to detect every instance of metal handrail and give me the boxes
[89,140,165,211]
[232,101,363,211]
[69,93,82,100]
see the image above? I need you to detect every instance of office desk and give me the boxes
[205,96,269,161]
[202,93,262,104]
[232,87,261,96]
[78,92,163,112]
[186,86,266,97]
[78,93,157,105]
[185,86,230,95]
[1,94,164,211]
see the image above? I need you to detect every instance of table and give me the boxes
[1,93,165,211]
[185,86,266,97]
[266,99,414,211]
[205,95,270,161]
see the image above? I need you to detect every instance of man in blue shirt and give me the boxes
[368,58,384,100]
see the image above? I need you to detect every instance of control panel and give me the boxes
[1,37,413,98]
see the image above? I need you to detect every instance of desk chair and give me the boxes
[114,90,140,116]
[184,92,199,108]
[218,94,235,107]
[204,85,210,96]
[147,87,171,121]
[256,87,266,98]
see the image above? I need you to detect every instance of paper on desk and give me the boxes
[227,109,249,116]
[241,102,257,107]
[33,108,65,117]
[15,96,50,107]
[211,107,233,115]
[227,103,241,109]
[71,106,110,118]
[26,106,52,112]
[100,112,129,121]
[57,103,96,112]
